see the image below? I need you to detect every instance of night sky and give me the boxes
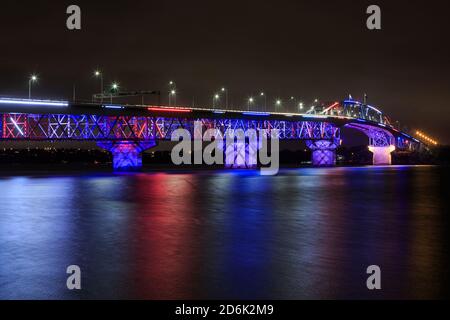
[1,0,449,143]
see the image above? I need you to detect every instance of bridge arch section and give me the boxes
[344,122,396,165]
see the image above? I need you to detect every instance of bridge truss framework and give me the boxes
[0,110,419,170]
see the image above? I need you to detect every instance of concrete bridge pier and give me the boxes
[306,140,338,167]
[368,145,396,165]
[97,140,157,171]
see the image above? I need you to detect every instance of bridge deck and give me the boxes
[0,97,419,148]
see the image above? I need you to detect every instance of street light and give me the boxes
[94,70,104,103]
[213,93,220,108]
[276,99,282,108]
[110,82,119,103]
[28,75,38,99]
[298,102,304,112]
[220,87,229,109]
[290,96,296,112]
[260,92,267,111]
[248,97,254,110]
[168,81,177,106]
[169,89,177,106]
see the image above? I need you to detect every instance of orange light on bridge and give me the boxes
[415,131,438,145]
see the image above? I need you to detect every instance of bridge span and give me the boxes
[0,97,423,170]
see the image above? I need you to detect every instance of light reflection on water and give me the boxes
[0,166,449,299]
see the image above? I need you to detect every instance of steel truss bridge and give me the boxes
[0,97,424,170]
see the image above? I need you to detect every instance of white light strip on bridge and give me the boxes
[0,98,69,107]
[103,105,124,109]
[302,114,329,119]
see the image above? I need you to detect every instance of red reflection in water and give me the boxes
[129,173,200,299]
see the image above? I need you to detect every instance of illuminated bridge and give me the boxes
[0,97,424,170]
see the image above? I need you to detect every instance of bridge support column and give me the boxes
[97,141,157,171]
[306,140,337,167]
[368,145,395,165]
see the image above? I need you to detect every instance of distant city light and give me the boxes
[415,131,438,145]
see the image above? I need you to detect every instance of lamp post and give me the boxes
[213,94,220,108]
[275,99,281,111]
[221,87,228,109]
[298,102,304,113]
[168,81,177,106]
[290,96,295,112]
[248,97,254,111]
[260,92,267,111]
[28,75,38,99]
[110,83,119,103]
[169,90,177,106]
[94,70,104,103]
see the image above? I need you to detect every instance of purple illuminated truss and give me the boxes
[0,111,420,170]
[0,114,340,141]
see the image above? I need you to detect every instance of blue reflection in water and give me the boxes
[0,166,449,299]
[0,177,78,299]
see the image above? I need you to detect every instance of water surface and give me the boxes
[0,166,449,299]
